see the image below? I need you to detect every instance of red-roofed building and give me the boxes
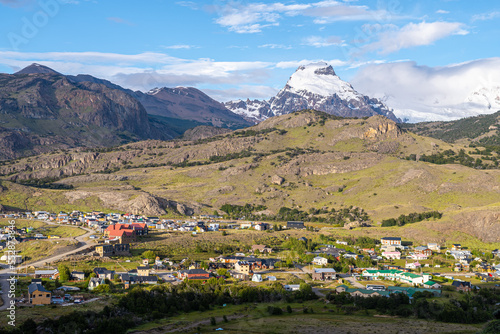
[130,223,148,235]
[104,223,148,243]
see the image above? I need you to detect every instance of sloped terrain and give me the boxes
[0,71,175,159]
[226,63,399,123]
[0,110,498,246]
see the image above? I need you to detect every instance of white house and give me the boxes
[410,253,428,260]
[208,223,220,231]
[405,262,421,269]
[252,274,263,282]
[381,237,402,246]
[312,256,328,266]
[284,284,301,291]
[449,250,471,260]
[427,243,440,251]
[382,251,401,260]
[88,277,105,290]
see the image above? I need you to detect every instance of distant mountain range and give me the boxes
[0,64,252,159]
[0,64,173,159]
[225,62,400,123]
[0,62,409,159]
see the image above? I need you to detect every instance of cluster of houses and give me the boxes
[1,211,306,234]
[17,236,500,307]
[335,284,442,299]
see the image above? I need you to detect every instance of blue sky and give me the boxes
[0,0,499,112]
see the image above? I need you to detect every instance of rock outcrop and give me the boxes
[271,175,285,185]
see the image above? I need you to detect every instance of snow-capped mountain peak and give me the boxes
[284,62,359,101]
[147,87,163,95]
[225,62,400,123]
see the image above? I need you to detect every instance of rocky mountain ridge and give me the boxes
[0,69,175,160]
[0,64,251,159]
[225,63,400,123]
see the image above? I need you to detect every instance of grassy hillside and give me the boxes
[0,110,499,244]
[402,110,500,144]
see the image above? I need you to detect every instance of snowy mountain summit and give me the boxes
[225,62,400,123]
[283,62,353,98]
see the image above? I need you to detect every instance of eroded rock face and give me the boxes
[362,117,402,140]
[272,175,285,185]
[62,189,195,216]
[127,193,167,216]
[344,220,371,230]
[433,211,500,243]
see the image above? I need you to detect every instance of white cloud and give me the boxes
[436,9,449,14]
[471,11,500,22]
[302,35,343,47]
[107,17,135,26]
[362,21,469,55]
[202,85,279,102]
[0,51,272,93]
[351,58,500,122]
[258,44,292,49]
[212,0,399,33]
[305,3,396,23]
[275,59,348,69]
[162,45,199,50]
[176,1,199,10]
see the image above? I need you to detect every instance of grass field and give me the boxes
[129,300,483,334]
[0,297,110,325]
[0,219,86,238]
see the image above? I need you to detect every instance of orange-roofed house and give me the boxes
[104,223,148,243]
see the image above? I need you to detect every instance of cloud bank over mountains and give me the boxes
[352,58,500,122]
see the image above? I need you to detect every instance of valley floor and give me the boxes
[130,301,483,334]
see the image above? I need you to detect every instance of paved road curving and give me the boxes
[0,221,95,311]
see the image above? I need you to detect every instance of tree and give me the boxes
[58,264,71,282]
[287,305,293,313]
[216,268,228,277]
[19,318,37,334]
[94,284,111,293]
[480,320,500,334]
[142,250,156,260]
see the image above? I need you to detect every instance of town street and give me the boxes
[0,222,94,311]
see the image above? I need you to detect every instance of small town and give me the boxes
[1,209,499,317]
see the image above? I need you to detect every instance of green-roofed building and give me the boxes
[361,269,432,285]
[336,285,392,297]
[387,286,441,297]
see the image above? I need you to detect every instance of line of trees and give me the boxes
[327,287,500,324]
[381,211,442,227]
[219,204,370,226]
